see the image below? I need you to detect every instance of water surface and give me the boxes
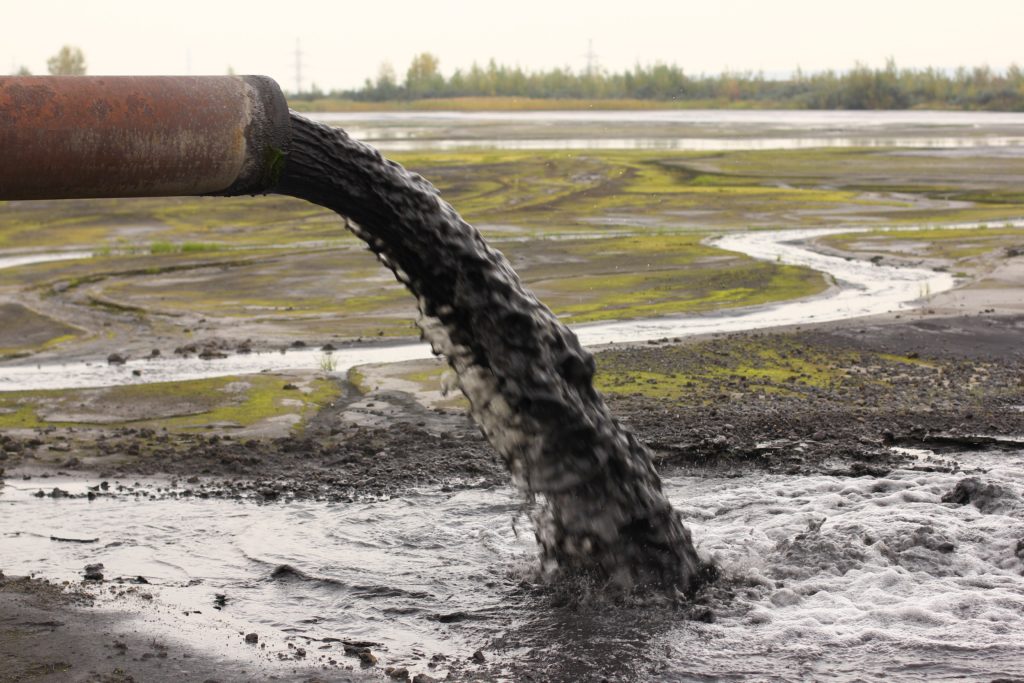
[3,448,1022,680]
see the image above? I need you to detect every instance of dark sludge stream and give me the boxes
[274,112,715,594]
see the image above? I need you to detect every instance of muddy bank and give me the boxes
[3,313,1021,496]
[602,312,1024,476]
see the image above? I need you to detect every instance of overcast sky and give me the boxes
[5,0,1021,91]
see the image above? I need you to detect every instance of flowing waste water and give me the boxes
[274,112,712,592]
[2,449,1023,680]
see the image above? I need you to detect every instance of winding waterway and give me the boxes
[0,221,997,391]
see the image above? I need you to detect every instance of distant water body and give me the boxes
[307,109,1024,152]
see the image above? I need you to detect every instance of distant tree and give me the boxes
[13,65,31,76]
[226,65,236,76]
[47,45,86,75]
[406,52,443,98]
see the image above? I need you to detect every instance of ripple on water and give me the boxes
[1,450,1023,680]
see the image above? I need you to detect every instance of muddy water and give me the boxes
[2,448,1022,680]
[2,219,1006,391]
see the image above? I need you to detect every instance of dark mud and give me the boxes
[4,314,1021,493]
[603,313,1024,475]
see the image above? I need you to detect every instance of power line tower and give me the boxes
[292,38,304,94]
[584,39,600,76]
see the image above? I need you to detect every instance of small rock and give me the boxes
[471,649,486,663]
[84,563,104,581]
[812,430,827,441]
[358,650,378,666]
[244,632,259,644]
[689,606,716,623]
[412,675,438,683]
[150,349,161,357]
[291,340,307,348]
[941,477,1010,513]
[386,667,411,681]
[132,369,142,377]
[107,353,127,365]
[282,383,299,391]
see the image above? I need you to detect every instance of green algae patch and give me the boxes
[0,375,341,433]
[346,367,370,394]
[529,233,829,324]
[596,336,871,401]
[0,401,43,429]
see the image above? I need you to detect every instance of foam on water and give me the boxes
[2,449,1022,680]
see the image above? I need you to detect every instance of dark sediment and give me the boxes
[274,113,710,591]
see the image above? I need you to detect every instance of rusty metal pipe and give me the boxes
[0,76,289,200]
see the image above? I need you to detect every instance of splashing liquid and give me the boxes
[275,113,713,592]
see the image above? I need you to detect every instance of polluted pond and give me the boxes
[2,447,1024,680]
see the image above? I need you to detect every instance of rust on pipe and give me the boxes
[0,75,290,200]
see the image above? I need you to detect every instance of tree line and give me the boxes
[295,54,1024,111]
[14,47,1024,111]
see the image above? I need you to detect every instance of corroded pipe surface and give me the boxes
[0,76,289,199]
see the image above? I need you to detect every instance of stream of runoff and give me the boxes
[2,448,1023,680]
[3,220,1013,392]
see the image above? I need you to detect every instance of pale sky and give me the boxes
[4,0,1021,92]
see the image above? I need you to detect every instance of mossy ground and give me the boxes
[0,374,341,433]
[591,332,1015,409]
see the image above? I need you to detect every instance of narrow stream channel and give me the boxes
[2,221,1005,391]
